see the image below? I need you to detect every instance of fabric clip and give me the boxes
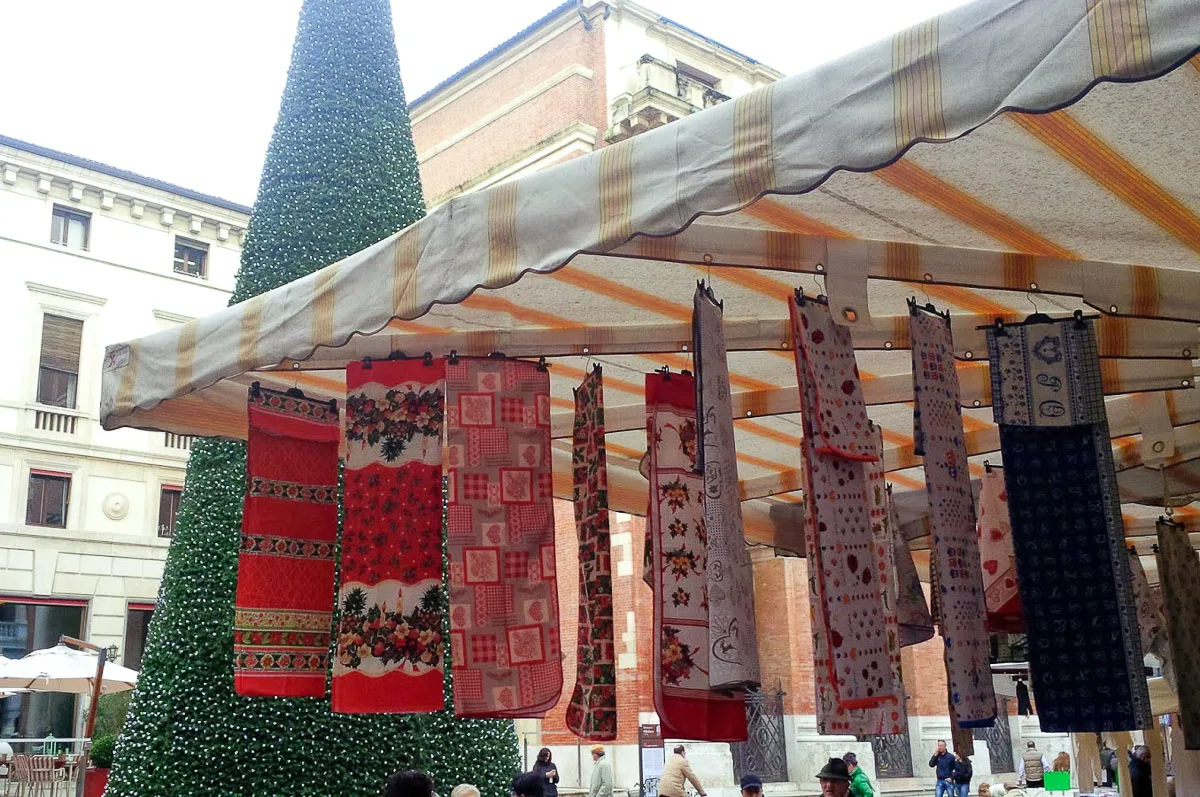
[386,350,408,360]
[285,387,307,399]
[447,350,460,365]
[536,356,550,372]
[422,352,434,366]
[1073,309,1087,329]
[658,365,671,381]
[487,351,508,360]
[249,381,262,398]
[361,356,373,370]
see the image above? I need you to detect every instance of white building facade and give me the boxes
[0,135,247,738]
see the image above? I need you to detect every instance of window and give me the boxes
[26,471,70,528]
[0,600,86,738]
[50,205,90,249]
[158,485,183,538]
[123,605,155,670]
[37,314,83,408]
[173,237,208,278]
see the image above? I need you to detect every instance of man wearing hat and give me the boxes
[815,757,852,797]
[739,773,763,797]
[588,746,613,797]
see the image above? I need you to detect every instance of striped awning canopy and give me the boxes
[101,0,1200,556]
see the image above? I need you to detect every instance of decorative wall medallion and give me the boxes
[102,492,129,520]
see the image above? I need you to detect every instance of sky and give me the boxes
[0,0,971,207]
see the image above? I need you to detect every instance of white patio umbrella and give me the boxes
[0,644,137,694]
[0,640,136,797]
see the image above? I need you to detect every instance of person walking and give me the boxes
[589,745,613,797]
[739,774,763,797]
[929,740,956,797]
[1018,742,1047,788]
[842,752,874,797]
[952,753,973,797]
[816,757,853,797]
[659,745,707,797]
[513,772,546,797]
[384,771,435,797]
[532,747,560,797]
[1128,745,1152,797]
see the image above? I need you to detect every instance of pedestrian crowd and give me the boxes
[379,731,1156,797]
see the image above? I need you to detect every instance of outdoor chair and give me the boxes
[6,755,31,797]
[24,756,63,797]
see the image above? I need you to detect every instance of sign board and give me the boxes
[638,724,666,797]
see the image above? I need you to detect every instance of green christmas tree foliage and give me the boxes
[107,2,520,794]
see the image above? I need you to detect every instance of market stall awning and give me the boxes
[99,0,1200,553]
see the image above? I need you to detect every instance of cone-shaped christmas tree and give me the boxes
[107,2,520,794]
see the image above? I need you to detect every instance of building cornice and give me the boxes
[0,135,251,215]
[25,281,108,307]
[612,0,785,80]
[152,309,196,326]
[0,145,249,244]
[429,122,598,207]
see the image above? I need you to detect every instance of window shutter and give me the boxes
[40,315,83,372]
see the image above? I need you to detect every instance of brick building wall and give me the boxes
[411,12,608,205]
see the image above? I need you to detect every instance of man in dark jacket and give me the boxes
[951,753,973,797]
[929,740,956,797]
[1128,745,1152,797]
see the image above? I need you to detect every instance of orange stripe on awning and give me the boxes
[738,419,801,447]
[386,318,450,334]
[461,294,588,330]
[1011,109,1200,256]
[606,441,644,460]
[746,198,849,238]
[875,159,1078,259]
[549,268,692,321]
[886,472,925,489]
[745,194,1019,318]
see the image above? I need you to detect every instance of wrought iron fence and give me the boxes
[974,697,1015,772]
[730,687,788,783]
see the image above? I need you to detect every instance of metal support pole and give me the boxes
[60,635,106,797]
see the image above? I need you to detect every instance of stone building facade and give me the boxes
[0,134,248,738]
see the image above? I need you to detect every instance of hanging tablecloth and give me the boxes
[1157,517,1200,748]
[791,295,898,714]
[693,283,760,692]
[977,467,1024,633]
[647,370,747,742]
[445,358,561,718]
[1128,547,1174,688]
[234,386,339,698]
[889,497,935,648]
[987,317,1150,732]
[333,359,446,713]
[910,309,995,727]
[565,366,617,741]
